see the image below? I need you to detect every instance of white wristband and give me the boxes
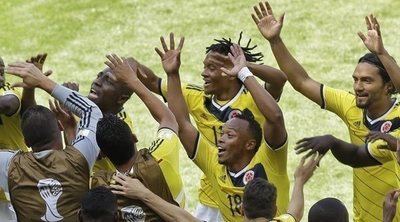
[238,67,253,83]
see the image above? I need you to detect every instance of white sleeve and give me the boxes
[0,151,16,192]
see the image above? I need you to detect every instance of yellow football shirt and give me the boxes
[322,85,400,222]
[0,83,27,151]
[192,135,289,222]
[272,213,296,222]
[161,81,289,211]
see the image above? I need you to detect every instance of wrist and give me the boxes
[268,36,283,45]
[238,67,254,82]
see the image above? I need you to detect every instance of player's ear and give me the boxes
[117,94,130,106]
[131,134,138,143]
[245,139,256,151]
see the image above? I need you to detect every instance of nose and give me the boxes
[354,81,363,92]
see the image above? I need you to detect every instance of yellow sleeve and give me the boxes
[322,85,354,119]
[272,213,296,222]
[367,138,397,164]
[2,85,21,116]
[258,140,288,175]
[191,134,218,177]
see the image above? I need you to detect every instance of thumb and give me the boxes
[44,70,53,77]
[11,82,27,88]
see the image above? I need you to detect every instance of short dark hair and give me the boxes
[358,53,396,94]
[80,186,118,222]
[206,32,263,63]
[21,105,60,149]
[308,197,349,222]
[235,109,262,151]
[243,178,277,219]
[96,114,135,166]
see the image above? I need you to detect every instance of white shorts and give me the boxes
[195,202,223,222]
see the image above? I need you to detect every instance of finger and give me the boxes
[44,70,53,76]
[112,53,123,65]
[375,23,381,37]
[251,14,260,25]
[160,36,168,52]
[253,5,263,20]
[357,32,366,42]
[155,47,164,58]
[105,55,117,68]
[265,1,273,15]
[295,137,312,145]
[39,53,48,64]
[105,72,117,82]
[259,1,268,16]
[170,33,175,50]
[10,82,26,88]
[112,175,126,186]
[49,100,56,112]
[5,66,26,76]
[220,67,232,76]
[365,16,372,30]
[304,150,316,159]
[178,37,185,51]
[109,184,124,191]
[137,67,148,79]
[7,62,30,68]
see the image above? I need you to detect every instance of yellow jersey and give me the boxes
[193,134,289,222]
[272,213,296,222]
[322,85,400,222]
[161,81,289,212]
[0,83,27,151]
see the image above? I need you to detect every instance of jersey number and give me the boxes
[227,194,242,217]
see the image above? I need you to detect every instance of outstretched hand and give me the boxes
[252,1,285,42]
[294,152,323,184]
[104,54,138,85]
[366,131,397,151]
[26,53,53,77]
[220,44,247,77]
[5,62,50,89]
[49,99,76,133]
[295,135,335,158]
[110,173,147,200]
[358,14,385,55]
[155,33,185,75]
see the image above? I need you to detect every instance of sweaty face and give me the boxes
[201,52,233,95]
[0,59,5,88]
[88,67,123,112]
[353,63,388,109]
[217,118,251,167]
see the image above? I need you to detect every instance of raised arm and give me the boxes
[252,1,323,105]
[288,153,322,222]
[21,53,52,114]
[111,174,199,222]
[247,62,287,100]
[295,135,380,167]
[126,57,162,95]
[6,62,102,167]
[155,33,198,157]
[105,54,178,133]
[358,14,400,92]
[221,44,287,148]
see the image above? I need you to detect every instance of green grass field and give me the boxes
[2,0,400,220]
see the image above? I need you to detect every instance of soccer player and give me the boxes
[243,153,322,222]
[158,32,287,221]
[2,60,102,221]
[79,186,119,222]
[140,33,288,221]
[252,1,400,221]
[90,54,183,221]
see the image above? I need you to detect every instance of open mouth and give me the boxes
[217,146,226,156]
[88,88,98,99]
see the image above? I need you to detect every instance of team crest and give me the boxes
[380,121,392,133]
[243,170,255,185]
[228,110,242,119]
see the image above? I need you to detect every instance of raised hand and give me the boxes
[155,33,185,75]
[49,99,76,132]
[252,1,285,42]
[220,44,247,77]
[358,14,385,55]
[26,53,53,77]
[5,62,49,89]
[294,152,323,184]
[295,135,335,158]
[383,189,400,222]
[104,54,138,84]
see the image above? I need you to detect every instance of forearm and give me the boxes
[377,50,400,91]
[140,189,198,222]
[287,180,304,222]
[137,63,162,94]
[330,138,378,167]
[269,37,322,105]
[247,63,286,100]
[128,79,177,130]
[20,88,36,114]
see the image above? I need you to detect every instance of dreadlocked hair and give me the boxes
[205,32,264,63]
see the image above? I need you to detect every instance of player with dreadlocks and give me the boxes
[137,32,288,221]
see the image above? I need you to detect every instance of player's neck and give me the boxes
[116,152,136,173]
[100,106,123,116]
[214,82,242,101]
[245,217,269,222]
[227,155,253,173]
[366,97,393,119]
